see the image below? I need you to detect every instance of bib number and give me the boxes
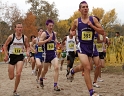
[69,43,74,49]
[82,31,92,40]
[13,48,22,55]
[96,43,103,51]
[47,43,54,50]
[38,47,43,52]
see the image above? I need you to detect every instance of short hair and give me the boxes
[116,32,120,35]
[14,22,22,28]
[30,35,36,40]
[38,28,43,32]
[79,1,87,8]
[46,19,54,25]
[94,16,100,22]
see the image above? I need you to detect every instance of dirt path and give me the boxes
[0,63,124,96]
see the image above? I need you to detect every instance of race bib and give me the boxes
[38,47,43,52]
[69,43,74,49]
[82,31,92,40]
[13,48,22,55]
[47,43,54,50]
[96,43,103,52]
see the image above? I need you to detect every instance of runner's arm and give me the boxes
[54,32,59,43]
[24,35,30,56]
[3,35,13,56]
[62,36,67,46]
[38,32,52,45]
[89,17,104,35]
[71,19,78,35]
[30,38,36,53]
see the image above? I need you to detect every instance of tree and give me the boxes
[23,11,37,39]
[90,7,104,20]
[0,21,10,44]
[0,2,25,44]
[26,0,59,29]
[55,20,70,40]
[91,8,117,34]
[69,11,81,26]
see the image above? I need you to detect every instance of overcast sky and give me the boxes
[1,0,124,23]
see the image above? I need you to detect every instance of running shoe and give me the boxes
[39,81,44,88]
[92,92,100,96]
[54,86,60,91]
[13,91,20,96]
[60,66,62,71]
[97,78,104,82]
[93,82,100,88]
[68,74,74,82]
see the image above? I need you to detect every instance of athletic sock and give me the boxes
[89,89,94,96]
[40,78,43,81]
[71,69,75,75]
[54,83,57,87]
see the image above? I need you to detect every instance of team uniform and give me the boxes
[96,34,105,59]
[93,33,99,57]
[8,34,24,65]
[29,42,35,57]
[114,36,123,62]
[44,31,57,63]
[35,37,44,62]
[66,36,76,69]
[77,16,95,56]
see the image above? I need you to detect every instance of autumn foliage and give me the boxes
[23,11,37,40]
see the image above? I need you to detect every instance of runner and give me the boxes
[60,35,67,71]
[97,32,110,82]
[113,32,123,63]
[61,28,77,78]
[56,42,62,59]
[30,28,44,82]
[23,47,28,68]
[69,1,104,96]
[29,35,36,75]
[3,22,30,96]
[38,19,60,91]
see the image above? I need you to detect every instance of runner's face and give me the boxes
[32,37,35,41]
[38,29,43,35]
[15,24,23,34]
[70,30,76,36]
[47,23,54,31]
[79,3,89,15]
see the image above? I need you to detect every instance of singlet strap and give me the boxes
[8,33,15,51]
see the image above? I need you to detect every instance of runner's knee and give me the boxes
[9,75,14,80]
[16,72,21,77]
[54,65,59,71]
[84,64,91,71]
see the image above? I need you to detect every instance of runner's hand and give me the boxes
[4,55,9,62]
[47,35,52,42]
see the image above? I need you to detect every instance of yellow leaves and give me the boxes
[102,9,117,25]
[55,19,70,40]
[91,7,104,20]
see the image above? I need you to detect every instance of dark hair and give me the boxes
[15,22,22,28]
[46,19,54,25]
[30,35,36,40]
[116,32,120,35]
[68,28,71,32]
[79,1,87,8]
[38,28,43,32]
[94,16,100,22]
